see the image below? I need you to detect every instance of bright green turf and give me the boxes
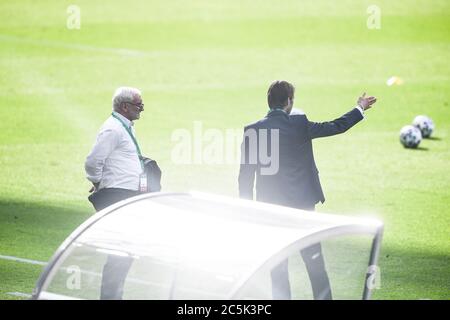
[0,0,449,299]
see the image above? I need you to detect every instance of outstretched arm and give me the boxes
[307,92,377,139]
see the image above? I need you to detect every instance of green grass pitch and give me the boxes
[0,0,449,299]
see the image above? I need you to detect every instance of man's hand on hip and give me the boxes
[357,92,377,111]
[89,182,100,193]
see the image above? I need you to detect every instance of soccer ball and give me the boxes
[413,115,434,138]
[400,125,422,148]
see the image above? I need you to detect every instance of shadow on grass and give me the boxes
[0,199,93,300]
[0,199,448,300]
[426,136,442,141]
[372,245,450,300]
[409,146,429,151]
[0,199,93,260]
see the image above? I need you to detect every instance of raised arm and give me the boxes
[307,93,377,139]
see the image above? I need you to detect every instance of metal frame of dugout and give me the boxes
[31,192,383,300]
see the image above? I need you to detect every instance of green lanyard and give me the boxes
[111,113,144,170]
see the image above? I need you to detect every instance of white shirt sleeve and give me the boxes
[85,129,120,183]
[355,105,365,117]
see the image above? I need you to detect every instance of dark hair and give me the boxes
[267,80,295,109]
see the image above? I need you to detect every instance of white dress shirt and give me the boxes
[355,105,365,117]
[85,112,142,191]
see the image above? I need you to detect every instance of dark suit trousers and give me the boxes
[88,188,139,212]
[271,206,332,300]
[88,188,138,300]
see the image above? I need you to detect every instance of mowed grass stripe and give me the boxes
[0,0,449,299]
[1,14,449,51]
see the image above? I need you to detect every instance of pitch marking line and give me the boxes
[0,254,47,266]
[6,292,32,298]
[0,253,225,298]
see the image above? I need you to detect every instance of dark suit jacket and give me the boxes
[238,107,363,209]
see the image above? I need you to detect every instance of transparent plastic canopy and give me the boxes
[32,192,383,300]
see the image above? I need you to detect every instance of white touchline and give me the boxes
[0,253,225,298]
[6,292,32,298]
[0,254,47,266]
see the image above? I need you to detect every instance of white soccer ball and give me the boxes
[400,125,422,148]
[413,115,434,138]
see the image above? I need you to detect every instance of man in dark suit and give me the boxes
[238,80,377,299]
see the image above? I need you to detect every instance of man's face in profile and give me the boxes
[124,94,144,121]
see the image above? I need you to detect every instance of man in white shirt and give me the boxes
[85,86,145,212]
[84,86,144,299]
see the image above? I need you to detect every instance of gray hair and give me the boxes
[112,87,141,111]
